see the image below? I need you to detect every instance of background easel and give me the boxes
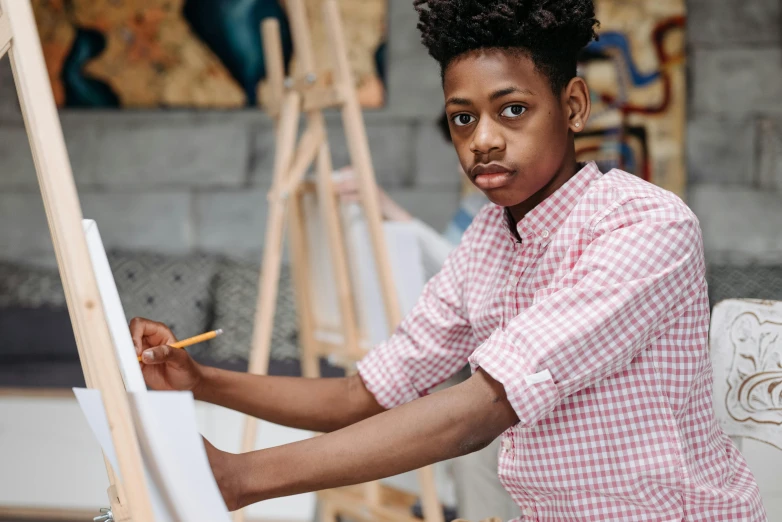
[0,0,153,520]
[235,1,444,522]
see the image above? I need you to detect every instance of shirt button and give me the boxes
[523,507,534,517]
[540,229,550,239]
[502,438,512,451]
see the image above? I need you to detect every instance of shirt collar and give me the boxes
[510,161,602,242]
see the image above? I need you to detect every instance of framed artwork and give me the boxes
[32,0,388,109]
[577,0,687,196]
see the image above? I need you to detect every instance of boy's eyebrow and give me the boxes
[445,96,472,107]
[489,86,535,101]
[446,87,536,107]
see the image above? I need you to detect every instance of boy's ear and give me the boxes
[563,76,591,133]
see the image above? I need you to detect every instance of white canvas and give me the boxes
[83,219,146,393]
[79,219,231,520]
[305,198,427,350]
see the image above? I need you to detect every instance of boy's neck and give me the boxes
[506,155,581,226]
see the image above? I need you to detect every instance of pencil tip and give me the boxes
[215,328,224,336]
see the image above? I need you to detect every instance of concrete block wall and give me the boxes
[686,0,782,264]
[2,1,779,267]
[0,1,458,267]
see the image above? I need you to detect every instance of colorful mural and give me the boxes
[32,0,388,109]
[577,0,687,196]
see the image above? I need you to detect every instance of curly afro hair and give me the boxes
[414,0,599,93]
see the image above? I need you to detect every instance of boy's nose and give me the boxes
[470,119,505,155]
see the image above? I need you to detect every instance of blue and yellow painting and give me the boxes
[575,0,686,196]
[32,0,387,109]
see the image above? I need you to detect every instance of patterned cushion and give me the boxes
[707,265,782,307]
[106,250,219,340]
[0,261,66,308]
[205,259,300,364]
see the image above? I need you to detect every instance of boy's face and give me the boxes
[443,50,585,214]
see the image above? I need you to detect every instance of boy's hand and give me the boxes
[203,437,243,511]
[129,317,204,393]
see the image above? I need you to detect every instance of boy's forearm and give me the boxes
[233,369,518,506]
[194,366,385,432]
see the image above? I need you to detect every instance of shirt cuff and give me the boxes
[357,344,422,410]
[469,330,560,427]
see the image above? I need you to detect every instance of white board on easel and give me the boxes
[304,197,427,350]
[77,218,232,522]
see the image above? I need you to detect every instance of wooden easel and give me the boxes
[236,1,444,522]
[0,0,153,520]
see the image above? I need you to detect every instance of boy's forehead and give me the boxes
[443,49,547,100]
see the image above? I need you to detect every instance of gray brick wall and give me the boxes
[685,0,782,265]
[0,0,780,270]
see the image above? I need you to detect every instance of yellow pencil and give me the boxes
[137,328,223,362]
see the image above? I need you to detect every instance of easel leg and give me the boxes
[107,483,132,522]
[312,120,362,359]
[319,500,339,522]
[418,465,444,522]
[289,190,320,379]
[4,0,154,518]
[235,91,302,522]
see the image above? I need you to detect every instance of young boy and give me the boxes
[131,1,766,519]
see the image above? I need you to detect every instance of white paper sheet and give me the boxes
[83,219,147,393]
[129,391,231,522]
[73,388,172,521]
[73,387,121,478]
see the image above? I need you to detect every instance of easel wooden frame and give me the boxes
[235,2,443,522]
[0,0,153,520]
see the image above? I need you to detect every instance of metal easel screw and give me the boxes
[305,72,317,84]
[284,77,294,89]
[94,507,114,522]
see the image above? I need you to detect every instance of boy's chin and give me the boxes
[480,188,529,209]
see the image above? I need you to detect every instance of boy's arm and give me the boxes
[131,319,385,433]
[195,366,385,432]
[208,368,518,510]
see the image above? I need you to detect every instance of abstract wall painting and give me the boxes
[577,0,687,196]
[32,0,387,109]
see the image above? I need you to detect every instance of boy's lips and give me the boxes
[471,163,515,189]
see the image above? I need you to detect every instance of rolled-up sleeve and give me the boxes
[357,214,481,409]
[469,197,706,427]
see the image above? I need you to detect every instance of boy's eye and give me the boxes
[501,105,526,118]
[452,114,475,127]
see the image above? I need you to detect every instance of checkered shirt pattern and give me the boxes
[357,162,766,521]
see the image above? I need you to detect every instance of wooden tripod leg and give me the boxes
[319,499,339,522]
[4,0,153,519]
[312,118,362,360]
[0,8,11,59]
[322,0,401,333]
[261,18,285,114]
[321,2,444,520]
[288,190,320,379]
[417,465,444,522]
[6,3,129,514]
[234,91,302,522]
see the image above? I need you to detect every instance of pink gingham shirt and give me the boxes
[357,163,765,521]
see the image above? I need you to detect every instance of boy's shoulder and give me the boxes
[463,166,699,243]
[583,168,699,229]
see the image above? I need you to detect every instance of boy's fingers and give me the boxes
[140,345,189,367]
[129,317,151,352]
[129,317,176,353]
